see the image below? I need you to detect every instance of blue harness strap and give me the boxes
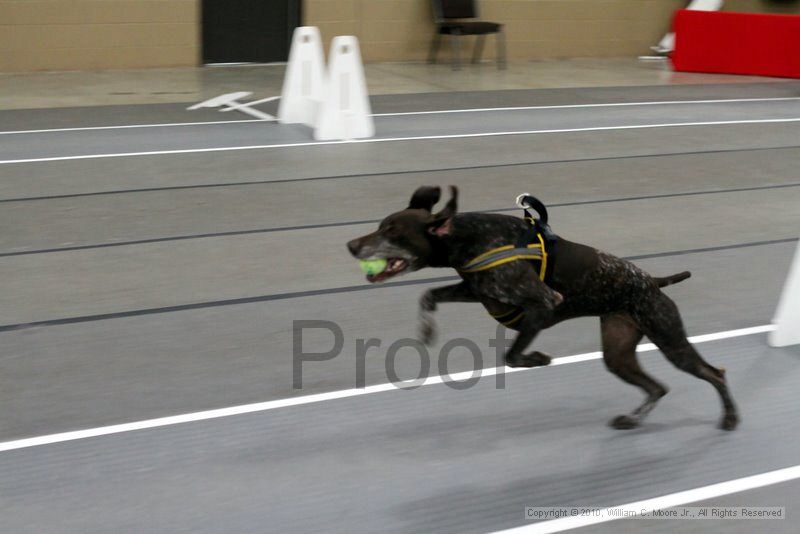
[459,214,556,283]
[461,194,559,327]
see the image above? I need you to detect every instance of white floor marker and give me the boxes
[769,239,800,347]
[278,26,327,127]
[314,36,374,141]
[187,92,276,120]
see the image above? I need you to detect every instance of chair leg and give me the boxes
[496,27,507,70]
[428,33,442,64]
[472,34,486,64]
[451,32,462,71]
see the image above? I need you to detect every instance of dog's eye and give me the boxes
[384,225,399,237]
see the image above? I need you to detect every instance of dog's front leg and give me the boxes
[478,278,560,367]
[502,305,554,367]
[419,282,477,345]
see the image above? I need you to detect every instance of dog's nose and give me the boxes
[347,239,361,256]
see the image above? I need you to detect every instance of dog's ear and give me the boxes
[427,186,458,236]
[408,186,441,212]
[427,216,452,237]
[433,186,458,219]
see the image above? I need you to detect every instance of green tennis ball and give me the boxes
[359,258,387,276]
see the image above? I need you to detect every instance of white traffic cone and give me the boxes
[314,36,374,141]
[769,240,800,347]
[278,26,326,127]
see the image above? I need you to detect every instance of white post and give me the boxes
[278,26,327,127]
[769,240,800,347]
[314,36,374,141]
[654,0,724,54]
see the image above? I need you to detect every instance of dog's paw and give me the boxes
[505,351,552,368]
[527,351,552,366]
[609,414,640,430]
[719,412,739,431]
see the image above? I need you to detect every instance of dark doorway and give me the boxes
[202,1,301,64]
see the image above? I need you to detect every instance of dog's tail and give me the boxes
[655,271,691,288]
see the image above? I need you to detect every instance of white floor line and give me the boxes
[2,96,798,136]
[373,97,800,117]
[492,464,800,533]
[0,324,774,454]
[3,117,800,165]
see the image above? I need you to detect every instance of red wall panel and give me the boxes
[671,10,800,79]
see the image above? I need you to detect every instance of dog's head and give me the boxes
[347,186,458,283]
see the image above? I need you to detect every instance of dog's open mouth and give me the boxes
[367,258,409,283]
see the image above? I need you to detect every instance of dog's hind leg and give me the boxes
[601,313,669,429]
[635,291,739,431]
[419,282,477,345]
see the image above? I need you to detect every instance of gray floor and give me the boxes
[1,84,799,533]
[2,89,800,163]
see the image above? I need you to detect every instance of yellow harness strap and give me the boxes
[459,231,549,281]
[490,307,526,327]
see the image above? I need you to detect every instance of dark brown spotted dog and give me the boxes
[346,186,738,431]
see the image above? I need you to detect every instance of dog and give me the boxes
[347,186,738,430]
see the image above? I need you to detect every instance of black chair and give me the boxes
[428,0,507,70]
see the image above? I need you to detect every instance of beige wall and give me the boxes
[306,0,800,62]
[2,0,799,72]
[0,0,199,72]
[306,0,686,62]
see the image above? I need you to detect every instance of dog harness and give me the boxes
[459,233,549,279]
[459,194,558,328]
